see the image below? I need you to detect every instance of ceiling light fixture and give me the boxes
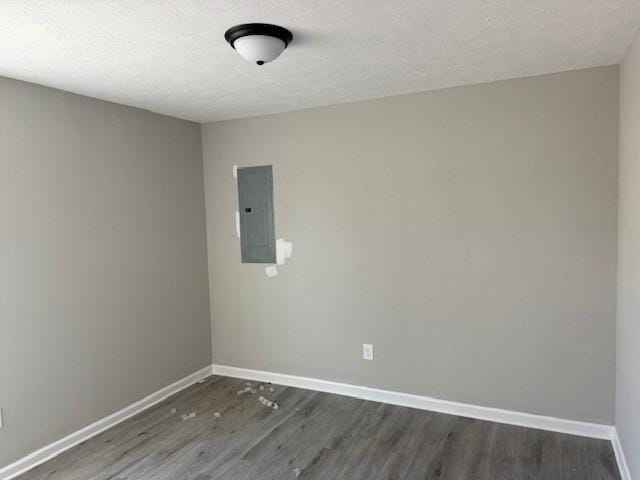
[224,23,293,65]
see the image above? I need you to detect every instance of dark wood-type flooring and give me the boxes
[16,375,620,480]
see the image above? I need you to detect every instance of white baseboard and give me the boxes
[612,427,633,480]
[212,364,613,440]
[2,364,623,480]
[0,365,213,480]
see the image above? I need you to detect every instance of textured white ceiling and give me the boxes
[0,1,639,122]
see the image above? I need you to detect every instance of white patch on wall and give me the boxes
[276,238,293,265]
[265,239,293,278]
[265,265,278,278]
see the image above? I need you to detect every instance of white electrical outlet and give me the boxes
[362,344,374,360]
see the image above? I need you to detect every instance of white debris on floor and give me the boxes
[258,395,279,410]
[214,412,221,418]
[236,381,280,411]
[180,412,197,421]
[293,467,302,477]
[237,385,258,395]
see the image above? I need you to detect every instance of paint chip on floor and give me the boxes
[293,467,301,477]
[214,412,221,418]
[258,395,279,410]
[180,412,197,421]
[237,386,258,395]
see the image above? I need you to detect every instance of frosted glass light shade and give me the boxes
[225,24,292,66]
[233,35,286,65]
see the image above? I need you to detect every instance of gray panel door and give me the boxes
[237,165,276,263]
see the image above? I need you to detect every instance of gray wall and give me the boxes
[0,77,211,467]
[617,30,640,479]
[202,66,619,424]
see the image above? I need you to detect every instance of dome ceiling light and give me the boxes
[224,23,293,65]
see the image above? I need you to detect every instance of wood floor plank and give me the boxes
[15,375,620,480]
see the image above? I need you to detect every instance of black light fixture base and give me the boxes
[224,23,293,49]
